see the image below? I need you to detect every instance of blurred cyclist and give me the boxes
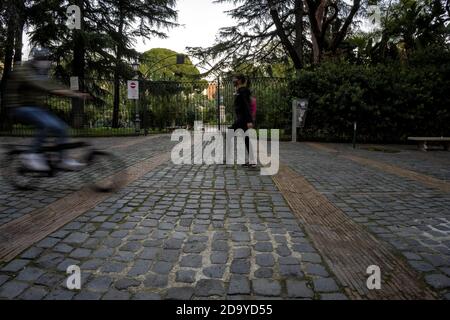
[6,47,89,172]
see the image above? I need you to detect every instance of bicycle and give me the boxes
[1,141,126,192]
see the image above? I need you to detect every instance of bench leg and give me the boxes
[418,141,428,152]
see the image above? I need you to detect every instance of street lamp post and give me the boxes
[132,60,141,134]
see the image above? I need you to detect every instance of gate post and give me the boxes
[217,76,221,132]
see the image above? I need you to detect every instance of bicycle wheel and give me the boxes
[83,150,126,192]
[1,150,42,191]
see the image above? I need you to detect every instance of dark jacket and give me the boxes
[5,62,64,109]
[232,86,252,130]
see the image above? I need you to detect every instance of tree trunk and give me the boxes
[71,0,85,129]
[294,0,304,72]
[0,15,16,130]
[112,13,124,129]
[13,18,25,65]
[305,0,325,64]
[268,0,303,70]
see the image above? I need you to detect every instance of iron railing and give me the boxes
[0,78,291,137]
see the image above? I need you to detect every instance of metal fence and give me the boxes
[0,77,291,137]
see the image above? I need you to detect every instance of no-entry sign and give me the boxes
[127,80,139,100]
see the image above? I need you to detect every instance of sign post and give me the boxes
[70,76,79,91]
[127,80,139,100]
[292,98,309,142]
[128,80,140,134]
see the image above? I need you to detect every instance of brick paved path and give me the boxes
[0,136,448,300]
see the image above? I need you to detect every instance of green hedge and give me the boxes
[289,53,450,142]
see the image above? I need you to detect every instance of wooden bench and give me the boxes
[408,137,450,151]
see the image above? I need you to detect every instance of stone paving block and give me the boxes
[85,276,113,292]
[74,291,103,300]
[231,232,251,242]
[254,242,273,252]
[44,289,75,300]
[211,252,228,264]
[20,247,44,260]
[114,278,141,290]
[228,276,251,295]
[211,240,229,252]
[230,260,251,274]
[203,265,226,279]
[166,287,195,300]
[286,280,314,298]
[15,267,45,282]
[176,270,196,283]
[57,259,81,272]
[152,261,174,275]
[183,242,207,254]
[408,261,436,273]
[0,281,29,299]
[301,253,322,263]
[63,232,89,244]
[69,248,92,259]
[252,279,281,297]
[132,292,162,300]
[19,286,49,300]
[35,273,65,288]
[195,279,225,297]
[256,254,275,267]
[2,259,29,272]
[139,248,159,260]
[233,248,251,259]
[320,293,349,300]
[0,275,9,286]
[102,290,131,300]
[279,265,304,278]
[424,274,450,290]
[254,268,273,279]
[80,259,103,270]
[304,264,329,277]
[180,255,202,268]
[144,274,168,288]
[313,278,340,293]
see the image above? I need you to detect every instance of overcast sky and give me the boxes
[136,0,235,54]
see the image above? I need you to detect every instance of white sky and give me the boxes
[136,0,235,54]
[23,0,235,62]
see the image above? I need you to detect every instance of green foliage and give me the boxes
[290,48,450,142]
[141,48,201,81]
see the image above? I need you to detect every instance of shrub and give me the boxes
[289,51,450,142]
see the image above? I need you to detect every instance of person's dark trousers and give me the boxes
[231,121,251,161]
[11,106,69,156]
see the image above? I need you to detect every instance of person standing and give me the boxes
[231,74,256,167]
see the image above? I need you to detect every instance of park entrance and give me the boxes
[0,78,290,137]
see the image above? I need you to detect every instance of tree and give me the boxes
[189,0,364,73]
[350,0,450,64]
[96,0,178,128]
[24,0,178,128]
[141,48,201,80]
[0,0,28,129]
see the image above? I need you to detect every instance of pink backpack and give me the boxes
[250,97,257,121]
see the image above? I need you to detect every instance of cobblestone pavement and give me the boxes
[0,136,449,300]
[328,143,450,181]
[0,135,171,226]
[0,136,346,300]
[281,143,450,299]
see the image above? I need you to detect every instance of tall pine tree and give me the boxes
[189,0,363,72]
